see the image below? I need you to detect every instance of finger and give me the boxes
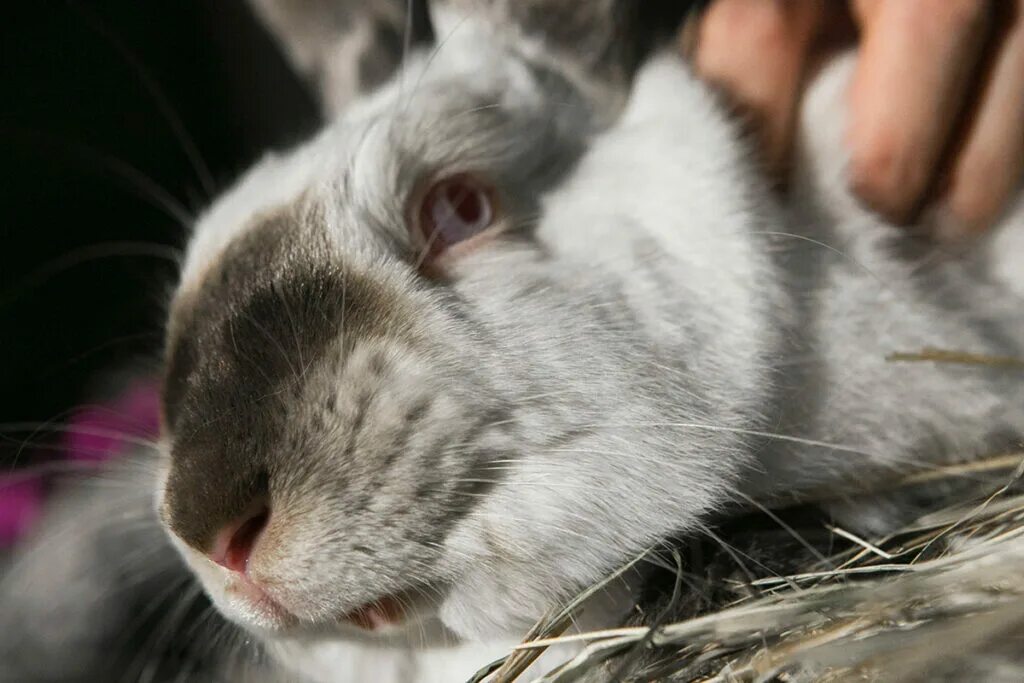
[935,0,1024,237]
[694,0,823,176]
[846,0,991,224]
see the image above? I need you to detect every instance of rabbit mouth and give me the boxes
[343,594,407,630]
[341,583,448,633]
[217,563,448,636]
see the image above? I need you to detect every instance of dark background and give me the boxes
[1,1,320,464]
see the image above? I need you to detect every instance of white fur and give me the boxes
[165,38,1024,683]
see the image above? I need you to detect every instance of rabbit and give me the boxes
[155,0,1024,678]
[2,1,1022,682]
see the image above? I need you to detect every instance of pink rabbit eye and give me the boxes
[415,174,495,262]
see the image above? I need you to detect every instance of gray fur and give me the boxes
[158,7,1024,677]
[2,2,1022,682]
[0,459,270,683]
[247,0,430,115]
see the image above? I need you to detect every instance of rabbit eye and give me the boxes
[414,174,495,262]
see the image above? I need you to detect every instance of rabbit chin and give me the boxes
[436,519,642,642]
[438,574,639,643]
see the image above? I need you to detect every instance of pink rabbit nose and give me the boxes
[209,506,269,574]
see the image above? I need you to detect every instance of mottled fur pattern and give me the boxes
[1,2,1022,682]
[161,17,1024,681]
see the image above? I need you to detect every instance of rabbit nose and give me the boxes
[209,506,270,574]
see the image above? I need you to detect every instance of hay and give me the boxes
[473,452,1024,682]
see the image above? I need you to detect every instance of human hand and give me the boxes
[691,0,1024,237]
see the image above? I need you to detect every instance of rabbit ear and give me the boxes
[428,0,694,116]
[432,1,638,87]
[248,0,692,118]
[247,0,432,116]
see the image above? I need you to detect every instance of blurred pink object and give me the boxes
[0,478,44,547]
[64,380,161,462]
[0,379,160,548]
